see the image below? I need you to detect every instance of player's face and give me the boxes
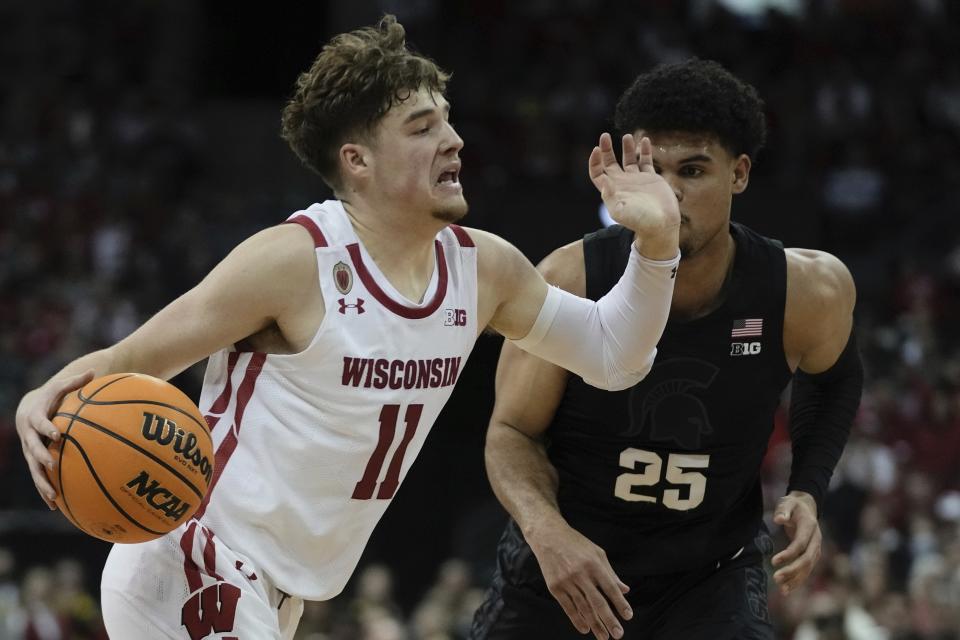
[635,130,750,259]
[367,88,467,223]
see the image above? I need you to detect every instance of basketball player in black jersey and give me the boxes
[470,59,864,640]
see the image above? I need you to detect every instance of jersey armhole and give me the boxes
[286,215,329,248]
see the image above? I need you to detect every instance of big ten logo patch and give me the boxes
[730,342,762,356]
[444,308,467,327]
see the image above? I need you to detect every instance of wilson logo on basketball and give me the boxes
[141,412,213,484]
[125,470,192,521]
[334,261,353,294]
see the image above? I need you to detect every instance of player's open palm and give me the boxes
[528,522,632,640]
[588,133,680,258]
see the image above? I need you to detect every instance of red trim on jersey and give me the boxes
[204,352,240,432]
[202,526,224,581]
[180,521,202,593]
[286,215,328,247]
[193,352,266,521]
[346,240,448,319]
[448,224,474,247]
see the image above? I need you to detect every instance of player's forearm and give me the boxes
[632,226,680,262]
[40,341,185,392]
[43,349,120,388]
[788,331,863,510]
[485,422,568,537]
[513,246,678,391]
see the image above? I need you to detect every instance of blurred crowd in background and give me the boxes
[2,0,960,638]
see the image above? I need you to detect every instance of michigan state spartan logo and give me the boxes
[333,261,353,294]
[627,358,719,449]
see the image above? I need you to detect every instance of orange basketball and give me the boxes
[45,373,214,543]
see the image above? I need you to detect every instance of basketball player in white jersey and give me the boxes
[16,15,680,639]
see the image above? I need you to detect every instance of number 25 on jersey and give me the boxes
[614,449,710,511]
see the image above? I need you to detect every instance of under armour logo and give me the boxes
[338,298,365,314]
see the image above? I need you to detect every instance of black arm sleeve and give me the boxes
[787,329,864,512]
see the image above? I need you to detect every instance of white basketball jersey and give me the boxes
[192,200,478,600]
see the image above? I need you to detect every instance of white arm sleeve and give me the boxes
[511,246,679,391]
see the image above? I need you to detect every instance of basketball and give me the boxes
[45,373,214,544]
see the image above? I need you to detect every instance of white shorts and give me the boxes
[101,520,303,640]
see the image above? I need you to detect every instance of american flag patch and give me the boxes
[731,318,763,337]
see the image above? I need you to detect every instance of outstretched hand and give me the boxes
[772,491,822,595]
[528,521,632,640]
[588,133,680,260]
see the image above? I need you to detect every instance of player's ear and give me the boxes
[732,153,751,194]
[340,143,372,181]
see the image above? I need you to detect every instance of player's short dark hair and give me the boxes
[614,58,767,159]
[280,15,450,190]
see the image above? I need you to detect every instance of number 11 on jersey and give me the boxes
[352,404,424,500]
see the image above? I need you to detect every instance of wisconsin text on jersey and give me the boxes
[341,356,463,389]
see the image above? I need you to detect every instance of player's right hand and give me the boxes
[527,521,632,640]
[588,133,680,261]
[15,370,95,509]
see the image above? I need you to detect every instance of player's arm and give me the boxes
[773,248,862,594]
[472,133,680,392]
[485,242,633,640]
[16,223,320,506]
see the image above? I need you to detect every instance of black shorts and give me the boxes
[470,521,774,640]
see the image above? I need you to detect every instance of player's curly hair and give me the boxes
[281,15,450,190]
[614,58,767,159]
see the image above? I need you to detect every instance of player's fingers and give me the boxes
[621,134,638,172]
[588,146,605,185]
[773,501,793,525]
[598,573,633,620]
[21,426,55,471]
[25,453,57,507]
[569,587,609,640]
[48,370,94,410]
[775,528,822,593]
[597,132,618,172]
[591,174,611,200]
[556,591,591,635]
[772,517,814,567]
[582,584,623,639]
[28,413,62,443]
[637,137,655,174]
[617,578,630,594]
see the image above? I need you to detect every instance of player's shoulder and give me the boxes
[219,222,320,304]
[536,240,585,295]
[250,222,319,268]
[453,226,585,295]
[784,248,856,319]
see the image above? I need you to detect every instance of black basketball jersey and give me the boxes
[547,222,793,577]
